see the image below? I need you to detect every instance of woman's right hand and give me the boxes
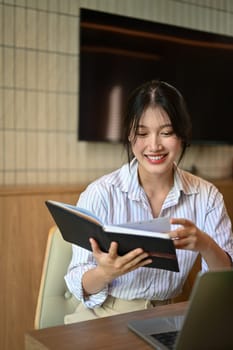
[90,238,152,281]
[81,238,152,296]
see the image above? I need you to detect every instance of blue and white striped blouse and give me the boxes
[65,159,233,308]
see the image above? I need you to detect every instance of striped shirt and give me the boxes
[65,159,233,308]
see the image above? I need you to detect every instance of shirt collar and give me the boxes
[127,159,146,201]
[110,159,199,201]
[173,164,199,196]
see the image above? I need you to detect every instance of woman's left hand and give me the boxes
[168,218,208,253]
[169,218,232,269]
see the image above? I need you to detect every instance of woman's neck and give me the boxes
[138,167,174,217]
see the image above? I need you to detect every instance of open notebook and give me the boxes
[128,269,233,349]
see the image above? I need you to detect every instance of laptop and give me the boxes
[128,269,233,349]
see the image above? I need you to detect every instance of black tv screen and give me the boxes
[78,8,233,145]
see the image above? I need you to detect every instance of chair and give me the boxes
[34,226,79,329]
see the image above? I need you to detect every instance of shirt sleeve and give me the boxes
[201,187,233,271]
[64,245,108,308]
[64,183,110,308]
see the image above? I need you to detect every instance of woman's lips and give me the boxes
[145,154,167,164]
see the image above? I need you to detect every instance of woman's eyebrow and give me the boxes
[160,123,172,128]
[137,123,172,128]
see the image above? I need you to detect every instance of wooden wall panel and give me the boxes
[0,185,86,350]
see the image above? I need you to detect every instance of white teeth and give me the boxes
[147,155,163,160]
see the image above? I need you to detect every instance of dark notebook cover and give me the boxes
[45,200,179,272]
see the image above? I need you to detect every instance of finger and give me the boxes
[108,241,119,258]
[170,218,192,226]
[89,238,101,253]
[122,248,145,263]
[173,236,195,250]
[122,250,149,268]
[125,253,152,271]
[169,228,185,239]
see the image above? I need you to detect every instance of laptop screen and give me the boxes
[128,270,233,350]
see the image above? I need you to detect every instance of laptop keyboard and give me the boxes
[151,331,178,350]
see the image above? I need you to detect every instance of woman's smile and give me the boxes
[145,154,168,164]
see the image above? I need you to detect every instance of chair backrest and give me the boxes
[34,226,79,329]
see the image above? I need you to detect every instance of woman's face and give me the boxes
[130,106,182,178]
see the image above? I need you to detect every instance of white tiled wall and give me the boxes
[0,0,232,185]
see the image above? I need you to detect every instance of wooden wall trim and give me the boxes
[0,184,87,196]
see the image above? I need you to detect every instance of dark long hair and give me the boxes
[122,80,192,164]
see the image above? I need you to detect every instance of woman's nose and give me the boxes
[148,134,162,150]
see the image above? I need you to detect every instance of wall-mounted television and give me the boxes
[78,8,233,145]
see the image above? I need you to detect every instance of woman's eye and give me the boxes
[160,130,174,136]
[136,131,148,137]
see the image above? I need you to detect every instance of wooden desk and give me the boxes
[25,301,188,350]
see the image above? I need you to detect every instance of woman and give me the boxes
[64,80,233,323]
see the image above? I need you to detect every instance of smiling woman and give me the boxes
[64,79,233,324]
